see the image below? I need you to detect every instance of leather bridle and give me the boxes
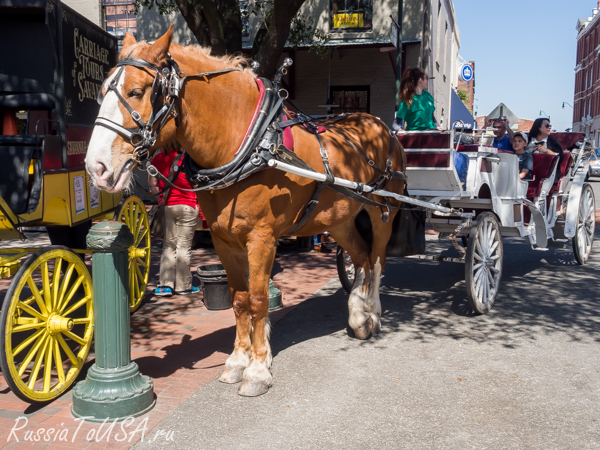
[95,54,240,164]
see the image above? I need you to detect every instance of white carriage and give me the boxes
[270,126,596,314]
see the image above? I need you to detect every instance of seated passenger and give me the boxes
[392,67,440,131]
[512,131,532,180]
[486,117,515,152]
[525,118,563,161]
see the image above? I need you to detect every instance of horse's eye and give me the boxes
[128,89,143,98]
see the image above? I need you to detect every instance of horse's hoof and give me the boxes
[370,315,381,335]
[219,368,244,384]
[353,317,373,340]
[237,380,270,397]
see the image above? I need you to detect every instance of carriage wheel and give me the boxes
[573,183,596,265]
[465,212,503,314]
[336,245,355,294]
[114,195,151,313]
[0,247,93,403]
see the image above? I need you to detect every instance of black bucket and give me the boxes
[196,264,231,310]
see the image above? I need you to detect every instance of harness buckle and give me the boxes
[131,111,142,122]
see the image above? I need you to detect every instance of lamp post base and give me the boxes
[71,362,155,422]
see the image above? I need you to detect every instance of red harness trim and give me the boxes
[235,78,266,155]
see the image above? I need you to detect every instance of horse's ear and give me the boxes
[145,25,173,67]
[121,32,136,54]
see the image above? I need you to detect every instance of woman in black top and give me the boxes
[525,117,563,160]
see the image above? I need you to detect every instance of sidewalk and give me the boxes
[0,238,339,449]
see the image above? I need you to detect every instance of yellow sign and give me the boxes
[333,13,364,29]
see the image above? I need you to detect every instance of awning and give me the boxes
[450,89,475,129]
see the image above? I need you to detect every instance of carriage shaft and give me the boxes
[267,159,471,218]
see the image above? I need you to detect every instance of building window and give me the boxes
[330,0,372,31]
[330,86,370,114]
[103,0,136,47]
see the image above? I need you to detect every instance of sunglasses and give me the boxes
[543,124,552,128]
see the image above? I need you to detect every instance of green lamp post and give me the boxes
[72,221,155,422]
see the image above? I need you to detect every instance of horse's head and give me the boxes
[86,26,176,192]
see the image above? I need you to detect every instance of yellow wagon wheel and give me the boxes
[0,246,93,403]
[113,195,151,312]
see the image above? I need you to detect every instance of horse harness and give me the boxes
[94,54,406,229]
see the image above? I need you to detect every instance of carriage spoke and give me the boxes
[135,227,149,247]
[16,331,47,375]
[27,336,50,389]
[43,338,54,393]
[61,330,87,347]
[56,334,79,365]
[41,261,52,311]
[56,262,76,310]
[17,301,46,322]
[53,339,66,384]
[51,257,63,310]
[13,322,46,333]
[61,295,91,317]
[57,275,85,313]
[26,278,49,317]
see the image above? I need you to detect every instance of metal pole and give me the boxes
[395,0,404,111]
[72,221,155,422]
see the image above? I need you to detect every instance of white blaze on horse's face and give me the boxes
[86,69,126,192]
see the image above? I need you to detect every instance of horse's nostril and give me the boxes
[97,162,107,177]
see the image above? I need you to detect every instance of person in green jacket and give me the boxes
[392,67,441,131]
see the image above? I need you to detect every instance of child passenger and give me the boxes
[513,131,532,180]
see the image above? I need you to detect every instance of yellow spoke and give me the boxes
[135,227,149,247]
[56,262,76,311]
[129,204,135,228]
[13,322,45,333]
[134,263,144,285]
[61,329,87,347]
[71,318,92,324]
[16,331,47,375]
[16,301,46,322]
[41,261,52,311]
[28,337,50,389]
[62,295,91,317]
[56,334,79,365]
[53,339,65,384]
[26,278,48,317]
[136,257,148,269]
[51,257,63,310]
[43,337,54,392]
[133,206,142,237]
[58,275,85,313]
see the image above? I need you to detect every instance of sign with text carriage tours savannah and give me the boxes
[62,9,118,128]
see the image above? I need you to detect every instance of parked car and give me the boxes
[588,148,600,179]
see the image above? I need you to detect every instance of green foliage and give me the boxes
[457,88,469,104]
[288,15,329,57]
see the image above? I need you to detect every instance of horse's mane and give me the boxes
[121,41,256,77]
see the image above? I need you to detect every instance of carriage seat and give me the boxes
[550,152,572,195]
[527,153,559,200]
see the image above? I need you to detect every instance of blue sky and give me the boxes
[453,0,596,131]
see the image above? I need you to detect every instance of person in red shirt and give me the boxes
[148,149,201,296]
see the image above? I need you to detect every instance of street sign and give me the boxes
[459,64,473,83]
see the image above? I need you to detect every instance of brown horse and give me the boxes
[86,26,405,396]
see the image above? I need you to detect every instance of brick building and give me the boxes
[572,1,600,144]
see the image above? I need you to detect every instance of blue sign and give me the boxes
[459,64,473,83]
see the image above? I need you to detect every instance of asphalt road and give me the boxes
[135,221,600,449]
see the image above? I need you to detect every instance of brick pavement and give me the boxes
[0,236,339,449]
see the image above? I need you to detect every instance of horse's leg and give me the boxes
[364,206,400,335]
[213,238,252,384]
[329,218,374,340]
[238,234,277,397]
